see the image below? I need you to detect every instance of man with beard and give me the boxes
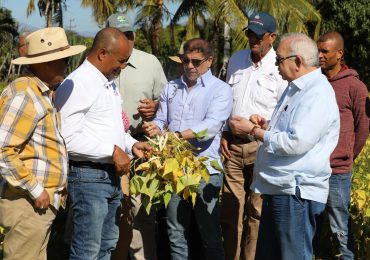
[316,31,369,260]
[54,27,151,260]
[220,12,287,260]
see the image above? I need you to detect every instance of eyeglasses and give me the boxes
[275,55,298,65]
[181,56,209,67]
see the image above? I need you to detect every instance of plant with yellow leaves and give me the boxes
[130,130,222,214]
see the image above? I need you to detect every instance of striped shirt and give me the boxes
[0,71,68,209]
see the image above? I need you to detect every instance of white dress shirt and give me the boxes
[226,48,287,121]
[251,69,340,203]
[55,59,137,164]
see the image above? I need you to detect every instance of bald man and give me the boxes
[317,31,369,259]
[55,27,151,260]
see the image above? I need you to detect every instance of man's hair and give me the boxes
[90,27,126,54]
[281,33,319,67]
[183,38,213,58]
[318,31,344,50]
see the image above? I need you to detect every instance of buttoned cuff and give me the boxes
[29,183,44,200]
[263,131,274,153]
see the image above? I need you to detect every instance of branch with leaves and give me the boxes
[130,130,222,214]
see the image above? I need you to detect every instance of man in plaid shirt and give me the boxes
[0,27,85,260]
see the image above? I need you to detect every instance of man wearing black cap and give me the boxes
[220,12,287,260]
[106,13,167,260]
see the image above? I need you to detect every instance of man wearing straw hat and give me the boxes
[0,27,86,260]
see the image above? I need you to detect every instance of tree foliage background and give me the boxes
[318,0,370,86]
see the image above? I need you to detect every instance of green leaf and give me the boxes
[210,160,224,173]
[193,129,208,140]
[148,178,159,200]
[163,192,172,208]
[141,195,152,215]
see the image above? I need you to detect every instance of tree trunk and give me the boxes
[150,0,163,55]
[218,22,231,80]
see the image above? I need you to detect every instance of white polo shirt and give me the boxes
[55,59,137,164]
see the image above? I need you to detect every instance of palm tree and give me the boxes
[27,0,66,27]
[205,0,321,50]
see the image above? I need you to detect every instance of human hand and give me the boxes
[132,141,152,158]
[34,189,50,210]
[142,121,161,137]
[138,99,158,120]
[250,114,268,130]
[112,145,131,176]
[229,116,254,136]
[221,131,232,160]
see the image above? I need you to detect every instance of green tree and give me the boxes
[205,0,321,51]
[318,0,370,86]
[0,7,18,81]
[27,0,66,27]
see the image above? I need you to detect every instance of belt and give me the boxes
[69,160,114,171]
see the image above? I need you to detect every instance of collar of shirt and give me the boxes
[291,68,322,91]
[22,68,51,94]
[248,47,276,69]
[83,59,112,89]
[180,69,213,89]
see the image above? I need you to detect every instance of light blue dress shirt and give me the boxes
[153,70,233,174]
[251,68,340,203]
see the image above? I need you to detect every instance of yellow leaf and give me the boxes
[176,180,185,194]
[163,158,180,175]
[191,192,197,207]
[200,168,210,183]
[355,190,366,209]
[136,162,151,171]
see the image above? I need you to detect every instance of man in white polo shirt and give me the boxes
[106,13,167,260]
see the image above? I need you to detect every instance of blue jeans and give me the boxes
[326,173,354,260]
[166,173,225,260]
[68,165,122,260]
[256,188,325,260]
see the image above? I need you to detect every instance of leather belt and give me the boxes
[69,160,114,171]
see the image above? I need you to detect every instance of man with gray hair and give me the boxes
[228,33,340,259]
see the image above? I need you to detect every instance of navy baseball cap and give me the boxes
[243,12,276,37]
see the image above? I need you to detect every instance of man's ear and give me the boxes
[337,49,344,62]
[98,48,108,61]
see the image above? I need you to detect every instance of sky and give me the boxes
[1,0,179,37]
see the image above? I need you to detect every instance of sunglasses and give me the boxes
[245,30,268,41]
[181,56,209,67]
[275,55,298,65]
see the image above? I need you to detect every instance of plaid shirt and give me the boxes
[0,71,68,209]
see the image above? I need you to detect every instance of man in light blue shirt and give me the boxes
[228,33,340,260]
[143,38,232,260]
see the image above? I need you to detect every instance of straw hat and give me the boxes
[12,27,86,65]
[169,41,185,63]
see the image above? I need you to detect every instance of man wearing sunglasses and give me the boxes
[143,38,233,260]
[315,31,369,260]
[220,12,287,260]
[106,13,167,260]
